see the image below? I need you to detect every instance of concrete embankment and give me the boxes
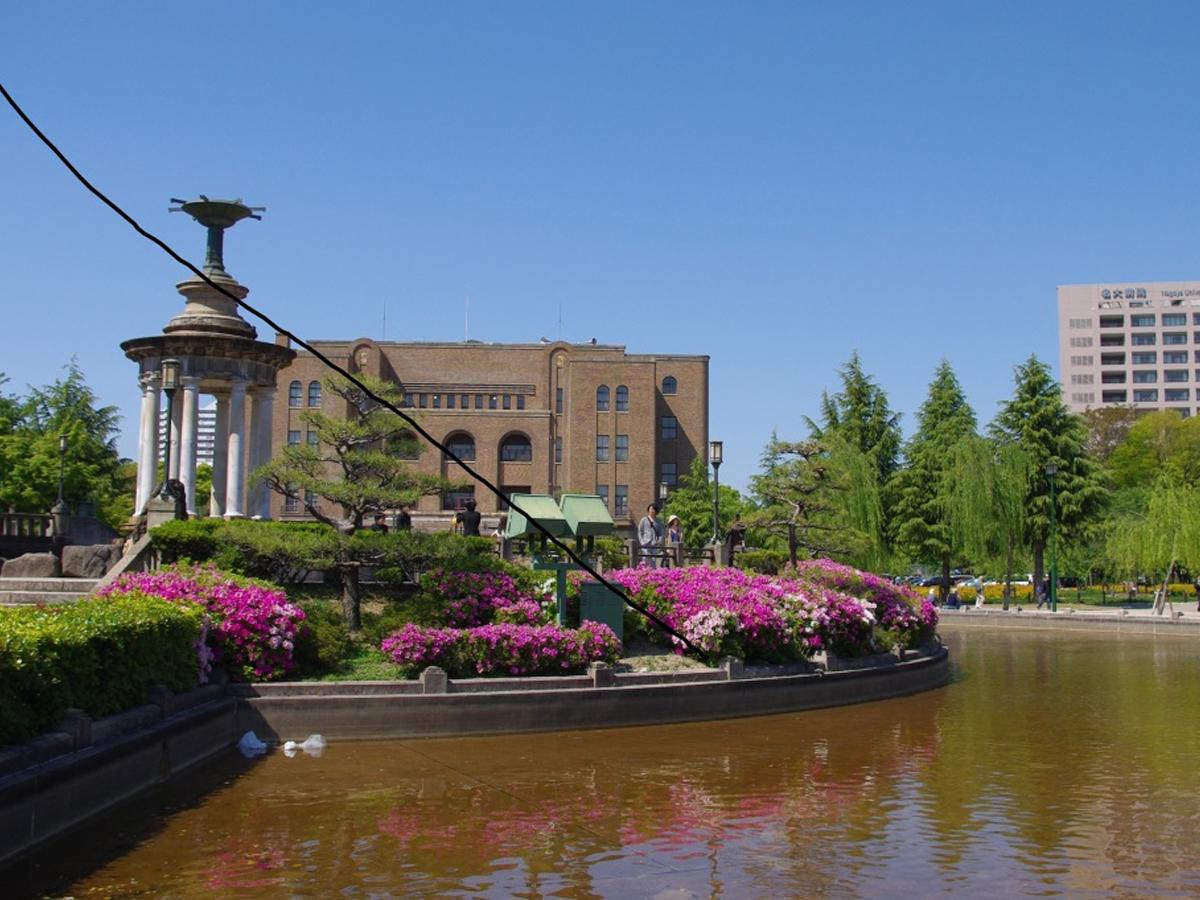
[939,607,1200,636]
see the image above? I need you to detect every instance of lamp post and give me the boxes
[709,440,723,544]
[55,434,67,509]
[658,481,669,510]
[159,359,180,500]
[1046,461,1058,613]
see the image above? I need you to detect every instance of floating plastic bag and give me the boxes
[282,734,327,758]
[237,730,268,758]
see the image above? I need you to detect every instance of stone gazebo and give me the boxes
[121,198,294,519]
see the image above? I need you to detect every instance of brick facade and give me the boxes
[271,338,708,528]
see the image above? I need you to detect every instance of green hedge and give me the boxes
[0,594,202,745]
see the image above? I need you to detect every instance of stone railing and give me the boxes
[0,512,55,538]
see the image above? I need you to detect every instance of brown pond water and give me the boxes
[18,627,1200,898]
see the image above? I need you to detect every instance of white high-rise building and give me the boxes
[159,402,217,466]
[1058,281,1200,417]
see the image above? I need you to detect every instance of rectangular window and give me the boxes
[615,434,629,461]
[596,435,609,461]
[442,487,475,511]
[304,489,318,510]
[1071,392,1095,404]
[432,393,441,409]
[287,430,301,446]
[307,430,318,447]
[1100,334,1126,347]
[1069,336,1094,347]
[475,394,484,409]
[1070,374,1094,385]
[615,484,629,516]
[1131,351,1157,365]
[1099,315,1125,328]
[419,393,428,408]
[1134,389,1159,402]
[284,491,300,513]
[1102,372,1126,384]
[1131,314,1156,327]
[1133,371,1157,383]
[1194,313,1200,325]
[596,484,609,508]
[1068,318,1093,329]
[661,462,677,486]
[1102,390,1128,403]
[489,394,498,410]
[1131,333,1156,346]
[1166,388,1191,402]
[517,395,525,410]
[403,392,414,408]
[661,415,678,440]
[1070,355,1094,366]
[556,387,563,414]
[502,394,511,410]
[1164,313,1187,327]
[1165,370,1189,383]
[1164,332,1187,345]
[1166,351,1188,365]
[1101,352,1126,366]
[555,437,562,464]
[446,393,455,409]
[461,394,470,409]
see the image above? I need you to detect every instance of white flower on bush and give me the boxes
[673,606,740,654]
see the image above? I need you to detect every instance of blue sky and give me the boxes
[4,2,1200,490]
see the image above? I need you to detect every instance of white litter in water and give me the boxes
[282,734,327,758]
[237,730,268,757]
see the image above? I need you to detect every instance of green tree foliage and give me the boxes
[989,355,1105,589]
[1106,472,1200,610]
[0,363,127,526]
[748,436,855,566]
[256,374,461,629]
[664,457,750,550]
[890,361,977,595]
[1106,410,1200,489]
[1080,405,1139,464]
[805,351,902,490]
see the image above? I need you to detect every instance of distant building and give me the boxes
[158,403,216,467]
[1058,281,1200,416]
[271,338,709,527]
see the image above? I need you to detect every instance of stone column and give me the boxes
[168,391,183,481]
[246,388,265,518]
[135,373,161,514]
[178,376,201,516]
[210,391,229,517]
[224,380,247,518]
[254,385,276,519]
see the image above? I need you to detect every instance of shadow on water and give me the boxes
[4,747,264,899]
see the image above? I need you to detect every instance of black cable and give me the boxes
[0,80,706,659]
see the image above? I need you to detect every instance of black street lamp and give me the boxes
[158,359,180,500]
[1046,460,1058,613]
[709,440,723,544]
[658,481,669,510]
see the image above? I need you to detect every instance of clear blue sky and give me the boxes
[5,2,1199,490]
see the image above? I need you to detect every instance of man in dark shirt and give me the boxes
[459,499,482,537]
[395,504,412,531]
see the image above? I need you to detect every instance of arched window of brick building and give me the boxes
[288,380,302,407]
[500,433,533,462]
[596,385,610,411]
[662,376,677,395]
[444,432,476,461]
[307,381,322,407]
[615,385,629,411]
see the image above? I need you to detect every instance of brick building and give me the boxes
[270,338,709,528]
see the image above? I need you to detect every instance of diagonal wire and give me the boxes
[0,79,706,659]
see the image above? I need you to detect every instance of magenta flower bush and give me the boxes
[96,564,306,682]
[610,560,938,662]
[420,570,550,627]
[381,620,620,678]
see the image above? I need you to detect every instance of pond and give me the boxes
[20,627,1200,897]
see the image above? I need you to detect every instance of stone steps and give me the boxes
[0,577,99,606]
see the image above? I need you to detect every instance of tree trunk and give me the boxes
[1032,541,1045,599]
[340,561,361,632]
[941,553,951,604]
[1003,533,1014,610]
[787,523,798,568]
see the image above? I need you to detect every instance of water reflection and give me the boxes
[30,630,1200,897]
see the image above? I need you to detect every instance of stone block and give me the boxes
[589,662,616,688]
[720,656,744,680]
[1,552,60,578]
[61,544,119,578]
[421,666,448,694]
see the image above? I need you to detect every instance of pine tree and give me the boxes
[890,361,978,596]
[989,355,1105,591]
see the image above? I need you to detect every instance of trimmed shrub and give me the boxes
[97,565,306,682]
[0,594,202,744]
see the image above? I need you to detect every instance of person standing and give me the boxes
[665,514,683,567]
[459,499,482,537]
[638,504,664,567]
[395,504,412,531]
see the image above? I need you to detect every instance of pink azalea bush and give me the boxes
[381,620,620,677]
[420,570,550,627]
[96,564,306,682]
[611,560,938,662]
